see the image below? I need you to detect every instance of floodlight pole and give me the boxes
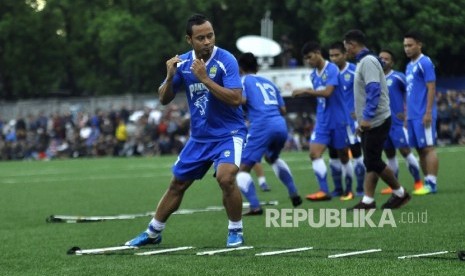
[260,10,274,69]
[261,10,273,39]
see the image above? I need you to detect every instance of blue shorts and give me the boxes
[241,124,287,166]
[407,118,437,148]
[346,120,361,145]
[310,125,349,150]
[384,124,410,149]
[172,136,244,180]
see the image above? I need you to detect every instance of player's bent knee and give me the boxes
[168,179,191,194]
[364,160,386,174]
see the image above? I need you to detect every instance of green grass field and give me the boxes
[1,147,465,275]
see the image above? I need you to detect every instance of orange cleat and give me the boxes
[305,191,332,201]
[413,180,424,191]
[340,191,354,201]
[380,187,392,195]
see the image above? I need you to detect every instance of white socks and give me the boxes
[392,186,405,197]
[228,220,243,230]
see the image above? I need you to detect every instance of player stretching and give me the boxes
[125,14,247,248]
[236,52,302,215]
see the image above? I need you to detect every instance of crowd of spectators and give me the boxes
[436,90,465,145]
[0,89,463,161]
[0,103,190,161]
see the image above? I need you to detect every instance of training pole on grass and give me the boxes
[47,201,279,223]
[135,246,194,256]
[255,247,313,256]
[68,245,137,255]
[398,251,450,259]
[328,249,382,258]
[196,246,254,256]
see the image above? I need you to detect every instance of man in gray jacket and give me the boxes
[343,29,410,209]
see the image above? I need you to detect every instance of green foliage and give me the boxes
[318,0,465,72]
[0,0,464,99]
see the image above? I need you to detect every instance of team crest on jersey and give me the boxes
[224,150,231,157]
[344,73,351,81]
[209,66,218,78]
[387,79,393,86]
[322,73,327,82]
[194,94,209,116]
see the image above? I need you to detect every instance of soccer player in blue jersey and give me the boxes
[344,29,410,210]
[404,31,439,194]
[378,49,424,195]
[236,52,302,215]
[125,14,247,248]
[292,41,352,201]
[328,42,366,200]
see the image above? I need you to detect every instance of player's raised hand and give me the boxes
[190,59,208,81]
[166,55,182,78]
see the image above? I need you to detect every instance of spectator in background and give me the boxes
[114,116,127,156]
[279,35,295,67]
[437,98,453,145]
[455,102,465,144]
[85,121,101,156]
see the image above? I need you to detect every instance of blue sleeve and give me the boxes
[363,82,381,120]
[421,57,436,83]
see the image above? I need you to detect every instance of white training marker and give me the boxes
[398,251,450,259]
[75,245,137,255]
[196,246,254,256]
[255,247,313,256]
[328,249,382,258]
[135,246,194,256]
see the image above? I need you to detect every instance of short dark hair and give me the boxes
[329,41,346,53]
[301,41,321,56]
[344,29,366,46]
[380,49,396,63]
[404,30,422,43]
[186,14,209,36]
[238,52,258,73]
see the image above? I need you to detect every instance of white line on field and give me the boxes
[398,251,450,259]
[255,247,313,256]
[328,249,382,258]
[196,246,254,256]
[135,246,194,256]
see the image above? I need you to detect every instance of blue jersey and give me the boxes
[386,70,407,126]
[405,54,437,120]
[241,74,286,131]
[167,46,247,142]
[339,62,356,115]
[310,61,349,129]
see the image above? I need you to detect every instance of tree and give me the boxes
[1,0,464,100]
[317,0,465,75]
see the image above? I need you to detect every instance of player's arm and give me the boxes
[158,55,182,105]
[191,59,242,106]
[292,86,334,98]
[423,81,436,127]
[361,81,381,126]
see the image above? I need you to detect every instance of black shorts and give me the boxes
[361,117,391,173]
